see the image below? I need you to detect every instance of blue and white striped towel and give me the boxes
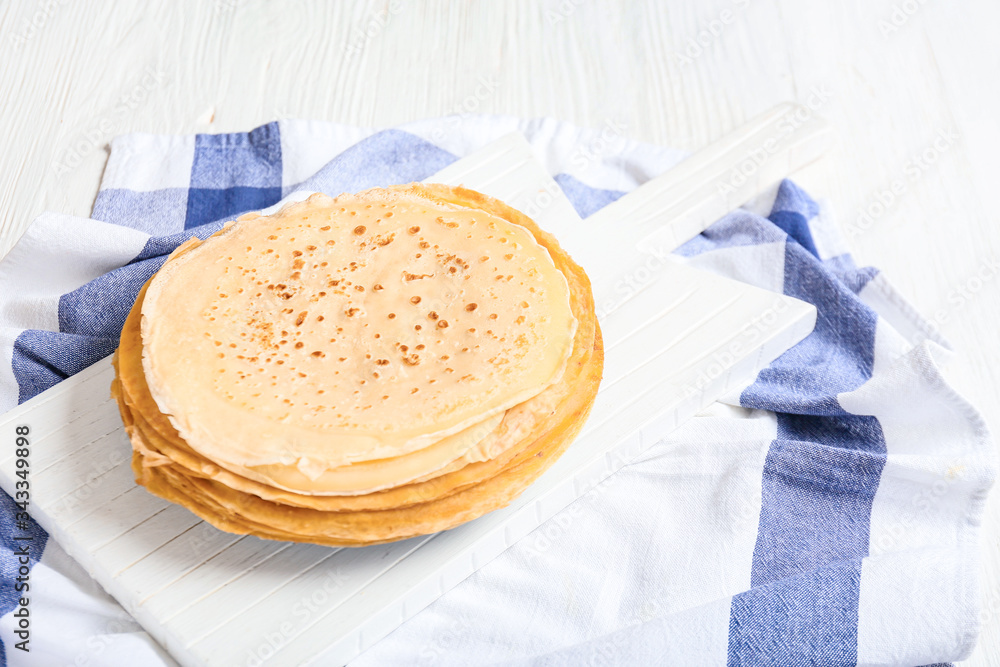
[0,116,994,666]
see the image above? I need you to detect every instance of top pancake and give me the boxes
[140,186,578,474]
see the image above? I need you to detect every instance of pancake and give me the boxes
[123,325,602,545]
[124,187,594,497]
[116,234,597,510]
[113,183,603,545]
[140,187,579,474]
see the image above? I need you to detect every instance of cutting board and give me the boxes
[0,129,817,666]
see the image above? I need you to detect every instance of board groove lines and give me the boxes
[31,427,129,497]
[600,285,700,352]
[600,288,747,389]
[0,357,115,464]
[61,486,170,548]
[181,535,441,659]
[577,289,802,447]
[117,522,246,601]
[22,407,121,475]
[140,539,297,621]
[46,457,136,527]
[169,543,344,646]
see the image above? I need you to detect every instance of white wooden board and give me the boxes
[0,135,815,666]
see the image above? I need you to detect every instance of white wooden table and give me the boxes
[1,1,998,663]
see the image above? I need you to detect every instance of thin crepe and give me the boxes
[140,187,579,474]
[114,183,603,545]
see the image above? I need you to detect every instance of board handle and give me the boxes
[580,103,835,295]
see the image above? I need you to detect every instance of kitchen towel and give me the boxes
[0,115,994,666]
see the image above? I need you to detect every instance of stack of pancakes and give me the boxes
[111,184,603,547]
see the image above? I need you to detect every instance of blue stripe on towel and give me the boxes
[184,122,284,228]
[294,129,457,195]
[728,221,887,664]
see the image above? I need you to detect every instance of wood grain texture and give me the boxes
[1,0,998,662]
